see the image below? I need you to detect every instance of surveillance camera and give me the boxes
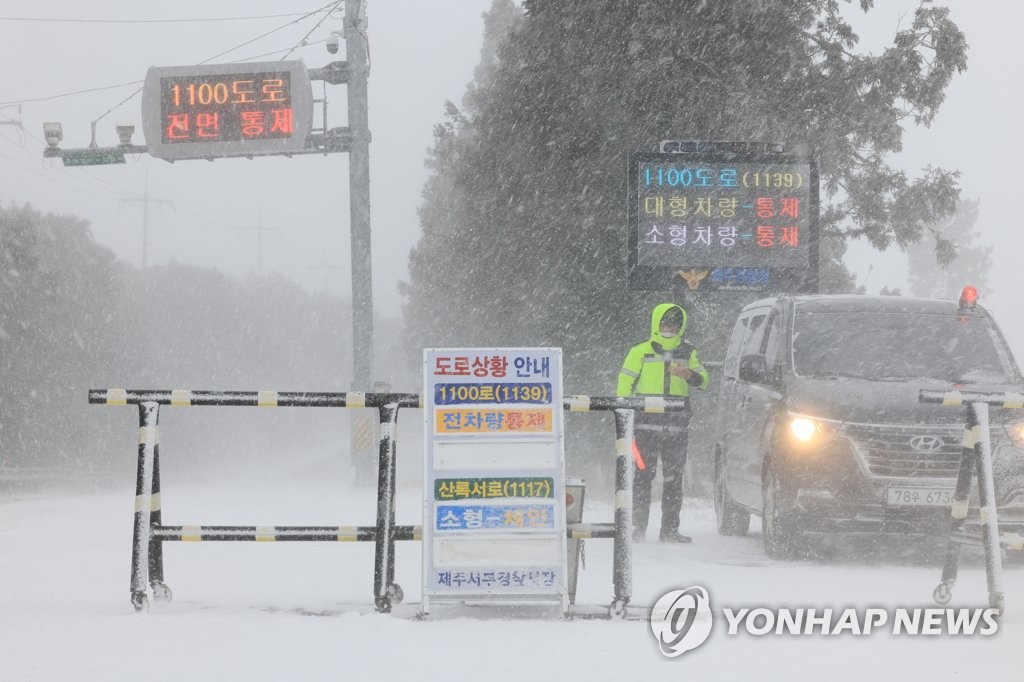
[115,122,135,146]
[43,122,63,149]
[326,35,339,54]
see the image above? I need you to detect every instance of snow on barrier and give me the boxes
[89,388,688,616]
[919,389,1024,613]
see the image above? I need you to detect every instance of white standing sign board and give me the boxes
[422,348,567,614]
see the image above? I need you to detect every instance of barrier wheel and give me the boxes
[610,598,629,619]
[375,596,392,614]
[151,581,173,602]
[130,592,149,612]
[933,582,953,605]
[386,583,405,604]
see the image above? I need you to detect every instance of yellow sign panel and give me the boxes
[435,408,553,434]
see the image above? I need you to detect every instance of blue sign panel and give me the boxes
[435,504,556,531]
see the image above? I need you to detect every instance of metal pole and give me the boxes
[142,170,149,269]
[373,403,398,612]
[972,402,1005,612]
[257,207,263,280]
[935,406,978,602]
[148,425,171,602]
[130,402,158,611]
[346,0,372,389]
[611,408,634,616]
[384,403,401,602]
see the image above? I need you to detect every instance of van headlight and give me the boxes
[786,412,840,444]
[1003,422,1024,446]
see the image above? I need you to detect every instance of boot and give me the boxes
[659,530,692,544]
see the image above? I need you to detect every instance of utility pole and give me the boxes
[342,1,379,487]
[234,208,278,280]
[142,172,149,269]
[310,261,346,295]
[257,208,264,279]
[119,171,169,269]
[346,0,373,389]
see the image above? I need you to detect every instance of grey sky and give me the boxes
[843,1,1024,353]
[0,0,493,308]
[2,1,1022,355]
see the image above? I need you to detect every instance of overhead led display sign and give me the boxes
[141,61,314,161]
[628,150,820,293]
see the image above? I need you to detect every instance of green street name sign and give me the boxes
[61,149,126,167]
[434,476,555,501]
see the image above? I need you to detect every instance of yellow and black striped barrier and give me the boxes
[920,389,1024,614]
[90,389,682,413]
[92,388,688,616]
[94,389,418,613]
[152,525,422,542]
[88,388,421,409]
[565,394,689,616]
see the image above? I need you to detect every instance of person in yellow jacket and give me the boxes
[617,303,709,543]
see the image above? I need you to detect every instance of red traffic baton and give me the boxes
[632,439,645,470]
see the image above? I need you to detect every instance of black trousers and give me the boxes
[633,425,689,535]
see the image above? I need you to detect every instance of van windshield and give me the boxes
[792,311,1017,383]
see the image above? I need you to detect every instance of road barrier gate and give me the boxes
[920,389,1024,613]
[90,388,688,616]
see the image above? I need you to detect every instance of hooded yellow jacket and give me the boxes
[617,303,709,398]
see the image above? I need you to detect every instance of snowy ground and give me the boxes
[1,452,1021,681]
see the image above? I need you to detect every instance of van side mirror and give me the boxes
[739,354,770,384]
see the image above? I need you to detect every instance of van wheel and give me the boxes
[715,451,750,536]
[762,461,801,559]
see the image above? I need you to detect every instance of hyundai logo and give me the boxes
[909,435,944,453]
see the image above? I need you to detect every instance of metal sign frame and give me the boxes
[422,348,568,614]
[627,150,820,293]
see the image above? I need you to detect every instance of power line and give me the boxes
[0,135,129,200]
[0,9,333,24]
[0,81,143,107]
[237,38,328,62]
[0,146,128,201]
[200,1,339,64]
[0,33,329,107]
[0,124,139,199]
[0,133,290,239]
[280,1,343,61]
[170,204,250,232]
[0,1,338,108]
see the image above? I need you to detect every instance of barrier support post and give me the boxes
[921,389,1021,613]
[148,426,172,602]
[373,402,401,612]
[972,402,1005,611]
[611,408,634,616]
[936,406,977,600]
[130,402,159,611]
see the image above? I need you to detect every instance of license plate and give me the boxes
[886,487,955,507]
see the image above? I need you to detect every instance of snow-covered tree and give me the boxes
[404,0,967,394]
[906,198,992,299]
[0,203,352,477]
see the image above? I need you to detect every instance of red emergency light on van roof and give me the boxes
[959,285,979,309]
